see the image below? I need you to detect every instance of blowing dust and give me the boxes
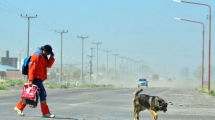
[95,74,201,89]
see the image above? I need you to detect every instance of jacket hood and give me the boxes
[35,47,43,54]
[34,47,48,59]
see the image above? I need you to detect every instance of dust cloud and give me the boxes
[94,73,201,89]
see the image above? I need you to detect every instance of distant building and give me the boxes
[17,59,24,71]
[0,51,18,68]
[0,65,22,79]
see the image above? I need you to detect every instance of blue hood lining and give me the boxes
[34,47,48,59]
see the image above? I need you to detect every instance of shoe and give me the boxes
[14,107,25,116]
[43,113,55,118]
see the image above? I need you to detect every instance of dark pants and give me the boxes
[32,78,47,102]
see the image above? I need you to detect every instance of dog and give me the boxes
[132,89,168,120]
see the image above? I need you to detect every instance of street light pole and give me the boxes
[21,14,37,57]
[174,18,205,88]
[173,0,211,91]
[55,30,68,83]
[78,36,88,81]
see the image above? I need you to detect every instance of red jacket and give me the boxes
[28,53,55,84]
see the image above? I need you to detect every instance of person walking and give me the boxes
[14,45,55,118]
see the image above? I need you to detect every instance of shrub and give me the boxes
[0,84,9,90]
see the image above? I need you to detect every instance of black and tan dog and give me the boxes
[132,89,168,120]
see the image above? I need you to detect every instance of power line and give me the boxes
[3,0,29,14]
[31,20,54,31]
[0,1,56,32]
[0,7,17,14]
[38,17,56,30]
[0,1,20,14]
[109,49,202,57]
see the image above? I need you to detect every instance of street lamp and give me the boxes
[174,17,205,88]
[173,0,211,91]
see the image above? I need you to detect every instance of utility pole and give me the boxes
[78,36,88,81]
[21,14,37,57]
[130,59,134,75]
[141,61,144,75]
[119,56,125,75]
[103,50,111,78]
[87,48,95,83]
[85,66,88,74]
[137,61,142,75]
[112,54,119,81]
[55,30,68,83]
[125,57,129,74]
[157,64,159,74]
[134,61,137,75]
[93,42,102,80]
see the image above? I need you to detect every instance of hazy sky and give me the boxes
[0,0,215,78]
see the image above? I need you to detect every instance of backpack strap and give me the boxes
[28,53,40,66]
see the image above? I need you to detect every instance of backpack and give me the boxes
[22,53,40,75]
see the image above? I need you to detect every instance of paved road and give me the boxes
[0,86,215,120]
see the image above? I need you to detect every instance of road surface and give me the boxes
[0,83,215,120]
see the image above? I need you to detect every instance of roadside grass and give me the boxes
[0,79,25,90]
[195,87,215,97]
[0,84,9,90]
[0,79,114,90]
[43,81,114,89]
[79,84,114,88]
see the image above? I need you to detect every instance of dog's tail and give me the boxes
[133,89,143,107]
[133,89,143,97]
